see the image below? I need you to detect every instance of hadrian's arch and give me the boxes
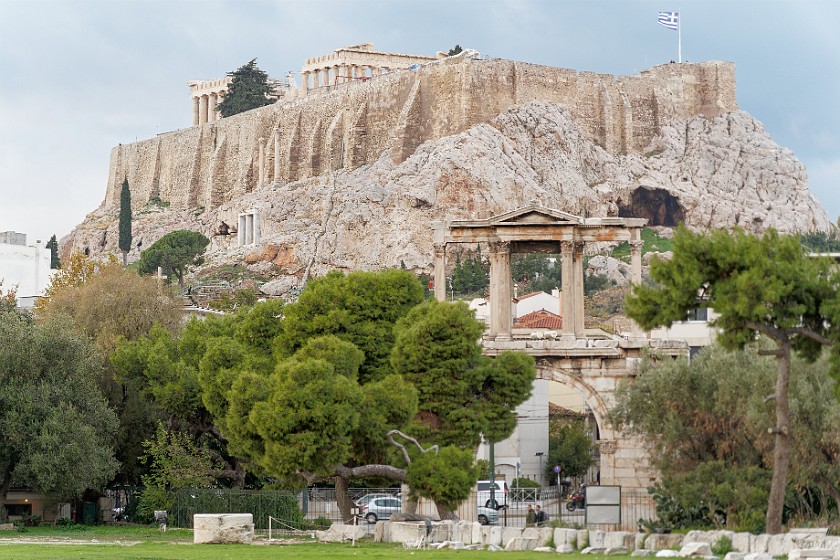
[432,204,674,494]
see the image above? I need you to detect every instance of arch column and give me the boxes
[629,240,645,338]
[434,243,447,302]
[573,241,586,337]
[560,240,575,337]
[488,241,512,340]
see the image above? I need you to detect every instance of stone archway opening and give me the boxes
[618,186,685,226]
[547,378,602,488]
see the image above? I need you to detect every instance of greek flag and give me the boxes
[658,11,679,30]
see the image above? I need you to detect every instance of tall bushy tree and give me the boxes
[137,230,210,285]
[118,178,132,265]
[625,226,840,533]
[217,59,275,118]
[0,309,119,508]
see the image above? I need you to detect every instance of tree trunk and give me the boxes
[765,344,791,534]
[334,475,355,523]
[435,502,457,521]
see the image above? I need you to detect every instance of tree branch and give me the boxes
[386,429,439,464]
[333,464,407,482]
[788,327,832,346]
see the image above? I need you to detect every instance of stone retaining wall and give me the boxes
[364,522,840,558]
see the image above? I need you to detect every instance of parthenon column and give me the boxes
[301,71,309,95]
[434,243,447,302]
[192,97,200,126]
[489,241,512,340]
[273,127,281,182]
[208,93,217,123]
[573,241,586,337]
[258,137,265,187]
[332,65,339,85]
[198,95,208,125]
[560,240,575,337]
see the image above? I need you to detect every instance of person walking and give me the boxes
[535,504,549,526]
[525,504,537,527]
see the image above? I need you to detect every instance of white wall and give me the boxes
[514,291,560,317]
[0,240,53,302]
[477,379,549,484]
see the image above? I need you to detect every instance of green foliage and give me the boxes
[406,446,480,511]
[274,269,424,382]
[0,310,119,504]
[137,423,222,523]
[584,270,614,296]
[391,300,535,447]
[650,462,770,533]
[612,227,674,258]
[511,253,562,294]
[45,234,60,269]
[447,45,463,56]
[512,477,540,488]
[170,489,306,530]
[217,59,275,118]
[712,536,734,556]
[451,249,488,296]
[545,423,593,480]
[208,288,259,311]
[118,178,132,258]
[137,230,210,285]
[800,231,840,253]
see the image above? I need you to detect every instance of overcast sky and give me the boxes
[1,0,838,246]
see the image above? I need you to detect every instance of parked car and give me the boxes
[354,493,394,509]
[476,480,509,509]
[477,506,499,525]
[360,496,402,524]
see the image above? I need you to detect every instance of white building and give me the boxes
[0,232,54,308]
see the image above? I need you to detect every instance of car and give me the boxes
[476,480,509,509]
[359,496,402,524]
[477,506,499,525]
[354,493,394,508]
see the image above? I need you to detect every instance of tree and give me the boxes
[448,45,463,56]
[451,249,488,296]
[35,251,108,311]
[0,309,119,509]
[545,423,593,482]
[609,344,840,531]
[45,234,60,269]
[625,226,840,533]
[217,59,275,118]
[137,230,210,286]
[391,300,536,448]
[118,178,132,266]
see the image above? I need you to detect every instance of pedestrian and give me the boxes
[525,504,537,527]
[535,504,549,526]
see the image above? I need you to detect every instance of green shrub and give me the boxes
[711,536,733,556]
[512,477,540,488]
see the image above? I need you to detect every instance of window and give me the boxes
[687,307,708,321]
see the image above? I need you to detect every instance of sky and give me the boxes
[1,0,838,246]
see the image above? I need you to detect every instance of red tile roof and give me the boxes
[513,310,563,329]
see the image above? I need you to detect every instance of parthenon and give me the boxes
[298,43,444,93]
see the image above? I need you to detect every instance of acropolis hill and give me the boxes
[65,45,831,287]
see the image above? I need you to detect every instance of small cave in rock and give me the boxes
[618,187,685,226]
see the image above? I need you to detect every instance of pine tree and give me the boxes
[118,178,132,266]
[217,59,275,118]
[45,234,61,269]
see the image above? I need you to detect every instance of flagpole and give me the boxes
[678,9,682,62]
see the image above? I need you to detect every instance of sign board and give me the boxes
[553,465,561,474]
[584,485,621,525]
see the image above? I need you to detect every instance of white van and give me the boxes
[476,480,508,509]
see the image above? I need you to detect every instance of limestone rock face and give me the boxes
[64,102,831,296]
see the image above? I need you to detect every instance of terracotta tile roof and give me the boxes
[513,291,544,303]
[513,310,563,329]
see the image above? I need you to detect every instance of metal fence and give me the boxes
[165,486,656,533]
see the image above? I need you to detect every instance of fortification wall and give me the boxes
[104,58,736,212]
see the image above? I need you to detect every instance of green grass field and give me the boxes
[0,527,620,560]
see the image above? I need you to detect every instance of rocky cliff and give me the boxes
[65,100,831,295]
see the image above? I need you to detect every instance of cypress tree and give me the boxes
[45,234,61,269]
[118,178,132,266]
